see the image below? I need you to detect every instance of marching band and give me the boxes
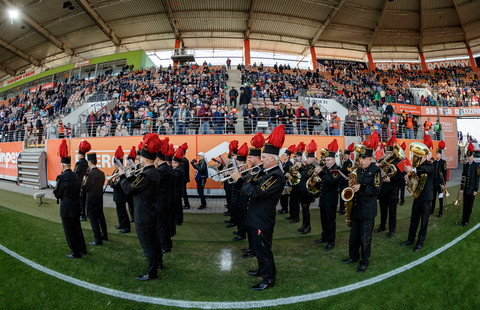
[53,127,479,290]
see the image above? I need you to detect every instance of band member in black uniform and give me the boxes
[224,140,239,220]
[119,133,162,281]
[279,144,295,215]
[401,142,434,252]
[338,143,354,215]
[297,140,318,234]
[180,143,191,210]
[241,133,266,258]
[126,145,138,222]
[156,138,174,253]
[398,142,407,205]
[83,152,108,245]
[375,141,402,238]
[54,139,86,258]
[109,146,130,234]
[431,141,447,217]
[460,142,480,227]
[286,142,305,223]
[230,143,249,241]
[165,143,178,237]
[75,140,90,221]
[314,147,341,251]
[230,125,286,291]
[191,152,208,210]
[173,147,186,226]
[343,144,382,273]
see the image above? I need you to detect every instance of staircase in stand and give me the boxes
[17,148,48,189]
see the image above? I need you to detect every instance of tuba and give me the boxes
[407,142,430,199]
[378,143,406,178]
[289,164,301,185]
[343,144,365,227]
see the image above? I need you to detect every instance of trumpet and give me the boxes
[107,165,143,181]
[210,163,248,179]
[219,164,263,183]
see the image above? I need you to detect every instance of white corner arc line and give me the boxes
[1,223,479,309]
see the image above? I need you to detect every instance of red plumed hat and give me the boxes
[387,133,397,147]
[173,147,184,162]
[181,143,188,152]
[128,146,136,159]
[137,142,144,151]
[141,133,162,159]
[237,143,249,161]
[467,141,475,156]
[78,140,91,155]
[307,139,317,153]
[160,137,169,156]
[438,140,446,150]
[59,139,68,158]
[380,143,386,150]
[328,139,339,153]
[401,142,407,150]
[423,134,433,150]
[285,144,296,156]
[364,131,379,150]
[229,140,239,155]
[347,143,355,152]
[115,146,124,160]
[264,125,285,156]
[250,132,265,149]
[295,142,306,156]
[166,143,175,159]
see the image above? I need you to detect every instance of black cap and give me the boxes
[249,148,262,157]
[385,145,393,152]
[115,158,123,164]
[157,152,166,160]
[467,150,474,157]
[263,144,279,156]
[60,156,71,164]
[140,148,156,160]
[295,150,303,157]
[87,153,97,161]
[306,151,316,158]
[326,151,336,158]
[344,150,351,155]
[359,147,373,158]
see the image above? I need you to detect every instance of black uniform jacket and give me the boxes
[298,164,316,192]
[462,161,480,196]
[172,165,185,201]
[414,160,434,201]
[156,162,172,211]
[74,158,88,180]
[317,163,342,205]
[235,165,286,233]
[340,159,353,188]
[380,158,403,198]
[352,163,382,220]
[181,157,190,183]
[109,175,128,204]
[432,158,447,189]
[120,165,159,224]
[83,167,105,209]
[54,169,81,218]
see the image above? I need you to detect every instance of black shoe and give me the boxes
[136,274,157,281]
[301,226,311,234]
[114,225,121,229]
[224,220,232,223]
[290,219,299,224]
[463,222,468,227]
[285,216,293,220]
[324,243,334,251]
[198,206,206,210]
[387,232,394,238]
[241,248,250,253]
[225,223,235,228]
[89,241,103,246]
[374,227,385,233]
[233,231,239,235]
[233,235,245,241]
[242,252,255,258]
[66,253,81,259]
[252,281,275,291]
[437,213,443,218]
[357,265,367,274]
[413,243,423,252]
[119,229,130,234]
[297,224,306,232]
[400,201,405,206]
[343,258,358,264]
[315,238,326,244]
[162,248,171,253]
[183,206,190,210]
[80,216,87,221]
[157,263,164,270]
[248,270,261,276]
[401,240,413,246]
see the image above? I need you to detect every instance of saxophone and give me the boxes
[306,149,329,195]
[407,142,430,199]
[343,144,364,227]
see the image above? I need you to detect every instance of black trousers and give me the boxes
[197,179,207,208]
[399,180,405,203]
[115,202,130,230]
[301,203,311,227]
[127,197,134,220]
[462,194,476,225]
[379,195,398,233]
[168,202,177,237]
[136,221,161,277]
[431,187,444,215]
[280,194,289,213]
[247,226,255,254]
[349,218,375,265]
[339,185,346,213]
[183,183,190,208]
[87,205,108,243]
[320,204,336,243]
[80,194,86,217]
[289,189,300,220]
[407,199,432,245]
[157,206,172,251]
[174,198,183,225]
[252,229,276,282]
[61,217,85,255]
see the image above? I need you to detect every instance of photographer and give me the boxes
[191,152,208,209]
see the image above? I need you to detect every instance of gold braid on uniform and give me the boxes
[260,176,278,191]
[131,175,144,188]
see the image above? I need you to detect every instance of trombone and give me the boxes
[106,163,142,181]
[219,164,263,183]
[210,163,248,179]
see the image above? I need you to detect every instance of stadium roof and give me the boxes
[1,0,480,82]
